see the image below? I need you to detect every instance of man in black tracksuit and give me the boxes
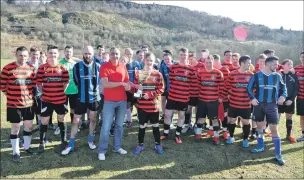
[278,59,299,143]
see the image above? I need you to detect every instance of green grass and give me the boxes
[1,59,304,179]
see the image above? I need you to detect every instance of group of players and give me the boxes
[1,44,303,166]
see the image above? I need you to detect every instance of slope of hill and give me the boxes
[1,0,303,64]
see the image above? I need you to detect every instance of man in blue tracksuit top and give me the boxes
[247,56,287,165]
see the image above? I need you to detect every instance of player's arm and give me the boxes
[62,67,69,91]
[247,74,257,101]
[278,74,287,99]
[223,74,232,99]
[190,70,197,97]
[31,68,37,96]
[218,71,225,101]
[0,66,9,96]
[36,66,43,93]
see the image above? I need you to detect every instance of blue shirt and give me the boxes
[126,61,142,83]
[73,61,101,103]
[159,60,176,92]
[247,71,287,103]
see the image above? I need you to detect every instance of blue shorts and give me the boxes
[252,102,279,124]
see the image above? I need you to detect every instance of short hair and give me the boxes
[125,48,133,54]
[232,53,240,58]
[263,49,275,54]
[239,55,251,65]
[102,52,109,55]
[40,51,46,56]
[136,50,144,55]
[265,56,279,64]
[65,46,73,50]
[213,54,220,60]
[206,55,214,61]
[145,52,155,61]
[179,48,189,53]
[201,49,209,53]
[97,45,104,49]
[47,45,58,51]
[16,46,28,54]
[224,50,232,56]
[282,59,292,65]
[258,54,267,60]
[30,46,40,53]
[188,51,196,57]
[141,45,148,49]
[109,47,119,53]
[163,50,173,57]
[300,52,304,55]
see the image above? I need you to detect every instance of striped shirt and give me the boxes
[222,61,233,70]
[168,63,196,103]
[0,62,36,108]
[197,68,224,102]
[37,63,69,104]
[191,62,205,98]
[295,65,304,99]
[218,66,230,101]
[247,71,287,103]
[225,70,253,109]
[73,61,101,103]
[131,70,164,112]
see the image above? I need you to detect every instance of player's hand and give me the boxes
[251,99,259,106]
[121,82,128,87]
[138,84,144,91]
[3,92,7,96]
[285,100,292,106]
[278,96,286,105]
[142,93,149,99]
[124,83,131,91]
[218,98,223,103]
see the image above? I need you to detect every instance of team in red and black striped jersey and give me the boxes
[167,63,196,103]
[131,69,164,112]
[190,62,205,99]
[295,65,304,100]
[36,63,69,105]
[1,62,36,108]
[225,70,253,109]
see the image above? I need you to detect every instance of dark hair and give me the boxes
[141,45,148,49]
[40,51,46,55]
[30,46,40,53]
[239,55,251,65]
[213,54,220,60]
[16,46,28,53]
[136,50,144,55]
[300,51,304,55]
[263,49,275,55]
[179,48,188,53]
[47,45,58,51]
[224,50,232,56]
[281,59,292,65]
[65,46,73,50]
[163,50,173,57]
[97,45,104,49]
[265,56,279,64]
[201,49,209,53]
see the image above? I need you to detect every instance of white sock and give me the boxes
[223,127,227,131]
[214,131,219,137]
[10,138,20,155]
[23,136,31,150]
[126,109,131,122]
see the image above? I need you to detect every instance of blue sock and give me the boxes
[257,130,264,149]
[88,134,94,143]
[272,137,281,157]
[68,138,75,149]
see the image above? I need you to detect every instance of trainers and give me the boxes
[296,135,304,142]
[250,134,256,140]
[133,145,144,155]
[275,155,285,166]
[113,148,127,155]
[61,146,73,155]
[175,136,182,144]
[213,136,219,145]
[160,135,168,140]
[242,139,249,148]
[24,148,34,155]
[154,145,164,155]
[98,153,105,161]
[88,141,96,150]
[12,153,21,162]
[226,137,235,144]
[207,130,214,137]
[170,124,175,129]
[182,124,190,133]
[38,143,45,153]
[126,121,132,128]
[159,115,164,124]
[193,125,198,135]
[48,124,56,130]
[250,147,264,153]
[222,131,229,140]
[287,136,296,143]
[195,134,202,140]
[54,127,60,135]
[60,142,68,151]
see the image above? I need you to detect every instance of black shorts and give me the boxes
[228,107,251,119]
[166,99,188,111]
[188,97,198,106]
[278,100,295,114]
[74,98,101,115]
[223,101,229,112]
[252,102,279,124]
[126,91,135,104]
[138,109,159,125]
[33,97,42,115]
[161,91,168,98]
[66,94,78,110]
[297,98,304,116]
[40,101,68,117]
[197,99,218,120]
[7,107,34,123]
